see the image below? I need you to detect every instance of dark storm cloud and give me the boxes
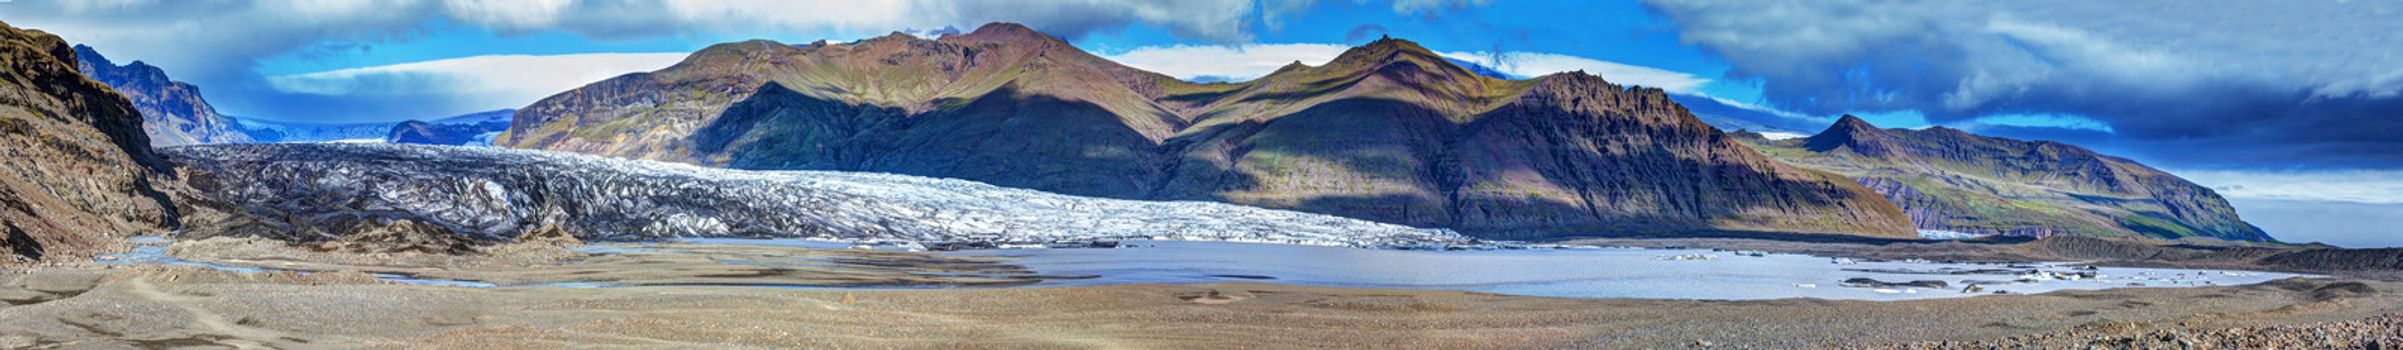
[1639,0,2403,169]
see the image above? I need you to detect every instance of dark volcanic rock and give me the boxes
[0,21,179,265]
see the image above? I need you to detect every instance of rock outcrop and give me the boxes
[1740,115,2271,241]
[0,21,179,265]
[71,45,253,146]
[501,23,1916,239]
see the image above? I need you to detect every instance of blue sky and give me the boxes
[4,0,2398,246]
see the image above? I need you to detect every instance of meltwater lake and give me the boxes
[935,240,2301,301]
[107,237,2304,301]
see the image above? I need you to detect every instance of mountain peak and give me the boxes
[72,44,111,67]
[958,22,1053,41]
[1356,35,1441,58]
[1313,35,1481,81]
[1831,114,1876,129]
[1805,114,1901,156]
[942,22,1078,51]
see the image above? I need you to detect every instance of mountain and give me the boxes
[0,21,179,264]
[384,109,514,146]
[1738,115,2271,241]
[501,23,1912,239]
[71,45,254,146]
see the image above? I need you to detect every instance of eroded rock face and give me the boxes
[0,21,179,265]
[164,143,1474,248]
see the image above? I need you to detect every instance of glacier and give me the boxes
[163,143,1477,248]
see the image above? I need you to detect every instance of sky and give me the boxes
[2,0,2397,246]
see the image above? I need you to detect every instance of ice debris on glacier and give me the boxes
[164,143,1477,249]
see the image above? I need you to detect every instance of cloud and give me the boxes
[2227,199,2403,248]
[1389,0,1492,16]
[1640,0,2403,169]
[266,52,686,116]
[2175,169,2403,205]
[1438,51,1710,93]
[1100,43,1714,94]
[1102,44,1351,81]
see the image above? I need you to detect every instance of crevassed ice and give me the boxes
[166,143,1476,248]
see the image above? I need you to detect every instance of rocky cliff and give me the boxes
[71,45,253,146]
[0,21,179,265]
[1740,115,2270,241]
[502,23,1914,239]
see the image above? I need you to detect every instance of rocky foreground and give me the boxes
[1853,314,2403,349]
[3,253,2399,349]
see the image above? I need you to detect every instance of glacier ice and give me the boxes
[164,143,1476,248]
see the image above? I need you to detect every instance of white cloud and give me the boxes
[1701,95,1809,119]
[1439,51,1711,93]
[439,0,572,30]
[267,53,687,112]
[2175,169,2403,205]
[1102,43,1350,81]
[1100,43,1716,94]
[1390,0,1492,16]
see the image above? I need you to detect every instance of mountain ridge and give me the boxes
[502,23,1917,239]
[72,44,255,146]
[1743,115,2269,241]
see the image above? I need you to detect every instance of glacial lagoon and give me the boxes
[938,240,2303,301]
[105,237,2303,301]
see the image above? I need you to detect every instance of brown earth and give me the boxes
[0,263,2397,349]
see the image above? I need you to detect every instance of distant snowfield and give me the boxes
[1916,229,1994,240]
[165,144,1478,248]
[1757,132,1809,140]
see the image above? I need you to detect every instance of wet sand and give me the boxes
[4,243,2400,349]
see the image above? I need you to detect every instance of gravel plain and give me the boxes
[3,239,2400,349]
